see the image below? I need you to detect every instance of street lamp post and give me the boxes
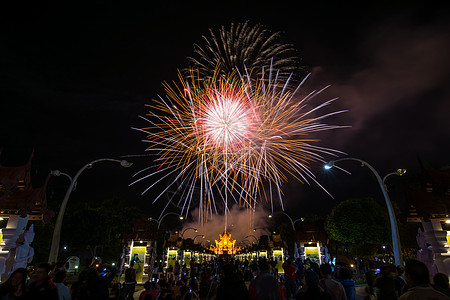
[245,235,258,244]
[193,235,205,243]
[252,227,272,235]
[180,227,198,239]
[383,169,407,191]
[148,213,184,230]
[201,239,211,247]
[324,157,404,266]
[241,239,252,247]
[48,158,133,263]
[268,212,304,230]
[148,213,184,275]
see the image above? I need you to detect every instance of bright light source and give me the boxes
[324,161,335,170]
[50,170,61,176]
[445,220,450,224]
[396,169,407,176]
[268,214,273,218]
[120,160,133,168]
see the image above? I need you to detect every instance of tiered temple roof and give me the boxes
[210,226,241,255]
[0,149,54,221]
[405,161,450,222]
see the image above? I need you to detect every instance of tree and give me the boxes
[325,198,390,252]
[61,197,144,264]
[29,220,54,264]
[277,223,295,258]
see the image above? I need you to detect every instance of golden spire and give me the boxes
[209,225,241,255]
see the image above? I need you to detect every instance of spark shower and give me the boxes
[131,68,347,224]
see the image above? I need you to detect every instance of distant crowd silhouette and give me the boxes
[0,257,448,300]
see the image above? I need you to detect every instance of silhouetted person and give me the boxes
[296,269,329,300]
[399,259,450,300]
[374,265,397,300]
[337,267,355,300]
[364,271,375,300]
[0,267,28,299]
[71,270,87,300]
[27,263,59,300]
[295,258,305,282]
[282,259,298,299]
[139,281,161,300]
[53,269,71,300]
[433,273,450,297]
[394,265,407,297]
[123,263,137,300]
[319,263,346,300]
[249,260,280,300]
[216,263,249,300]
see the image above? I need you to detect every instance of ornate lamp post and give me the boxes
[268,212,304,230]
[180,227,198,239]
[193,235,205,243]
[48,158,133,263]
[148,213,184,274]
[324,157,405,266]
[245,235,258,244]
[252,227,272,235]
[148,213,184,230]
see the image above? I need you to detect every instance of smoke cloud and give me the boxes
[306,20,450,165]
[180,204,273,246]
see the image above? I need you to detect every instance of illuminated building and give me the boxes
[122,220,157,283]
[0,150,53,281]
[210,227,241,255]
[405,161,450,276]
[294,222,329,265]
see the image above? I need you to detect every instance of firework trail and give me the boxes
[131,67,347,224]
[185,21,301,83]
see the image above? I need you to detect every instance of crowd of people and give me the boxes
[0,259,116,300]
[0,257,449,300]
[132,257,450,300]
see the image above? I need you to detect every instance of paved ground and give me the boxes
[355,285,368,300]
[132,284,145,299]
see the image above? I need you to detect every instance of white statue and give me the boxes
[12,225,34,271]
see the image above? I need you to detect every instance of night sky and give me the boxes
[1,1,449,221]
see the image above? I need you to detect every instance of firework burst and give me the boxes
[131,68,347,223]
[185,21,301,83]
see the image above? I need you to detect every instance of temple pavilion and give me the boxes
[210,226,241,255]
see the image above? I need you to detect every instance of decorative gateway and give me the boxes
[210,227,241,255]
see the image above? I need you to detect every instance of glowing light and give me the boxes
[210,227,241,255]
